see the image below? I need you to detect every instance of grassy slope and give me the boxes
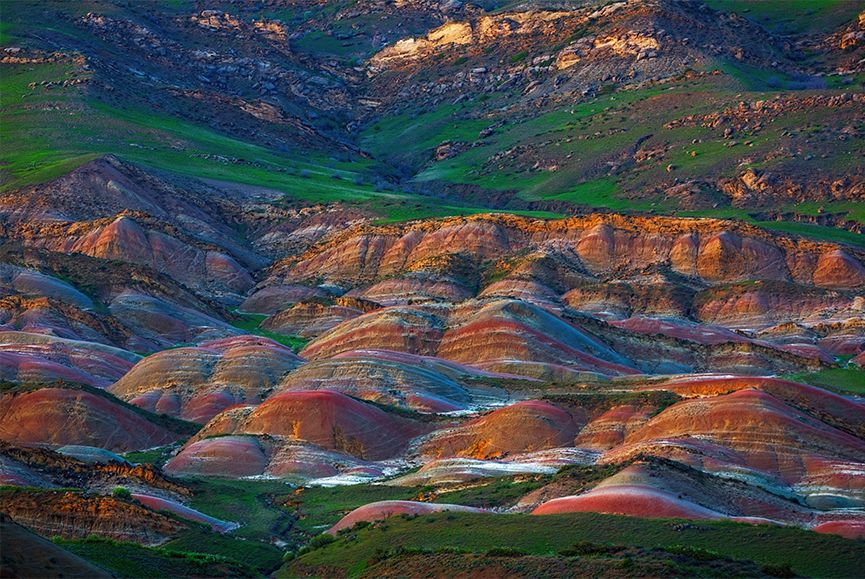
[286,511,865,578]
[58,536,257,578]
[783,366,865,396]
[0,52,558,222]
[362,69,864,243]
[703,0,860,35]
[229,313,310,352]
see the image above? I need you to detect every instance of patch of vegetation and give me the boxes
[289,484,415,535]
[542,390,682,417]
[184,478,295,542]
[57,536,256,578]
[784,366,865,396]
[431,476,548,509]
[164,527,284,575]
[285,511,865,577]
[122,445,177,467]
[703,0,860,35]
[229,313,310,352]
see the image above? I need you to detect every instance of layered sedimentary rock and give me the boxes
[260,300,364,338]
[418,400,582,460]
[0,386,180,452]
[273,215,865,290]
[0,331,139,388]
[190,390,426,461]
[439,299,638,377]
[164,434,388,482]
[110,336,303,422]
[0,489,185,544]
[275,349,508,412]
[604,388,865,490]
[300,307,445,360]
[20,215,254,300]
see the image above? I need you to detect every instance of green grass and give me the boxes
[0,21,14,45]
[164,527,284,575]
[291,484,415,535]
[754,221,865,248]
[0,58,557,223]
[184,478,295,541]
[703,0,861,35]
[230,313,310,352]
[784,366,865,396]
[58,536,256,578]
[122,445,177,467]
[285,511,865,578]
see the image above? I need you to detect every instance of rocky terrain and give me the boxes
[1,1,864,578]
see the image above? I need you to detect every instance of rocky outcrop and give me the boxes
[418,401,582,460]
[0,385,181,452]
[189,390,427,461]
[275,349,507,412]
[110,336,303,423]
[272,214,865,290]
[0,489,185,545]
[0,331,139,388]
[300,307,445,360]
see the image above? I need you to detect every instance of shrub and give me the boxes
[762,563,796,578]
[111,487,132,500]
[558,542,616,557]
[308,533,336,550]
[485,547,527,557]
[664,545,722,562]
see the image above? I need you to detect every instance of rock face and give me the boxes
[275,349,507,412]
[275,215,865,290]
[0,386,180,452]
[0,488,185,545]
[23,215,254,299]
[164,433,392,482]
[260,300,365,338]
[0,331,139,388]
[110,336,303,423]
[532,485,725,519]
[419,401,582,460]
[300,307,446,360]
[190,390,426,461]
[439,299,638,376]
[605,388,865,488]
[107,290,241,349]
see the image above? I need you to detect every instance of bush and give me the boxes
[510,50,529,64]
[485,547,527,557]
[762,563,796,578]
[307,533,336,550]
[111,487,132,500]
[664,545,722,562]
[558,542,616,557]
